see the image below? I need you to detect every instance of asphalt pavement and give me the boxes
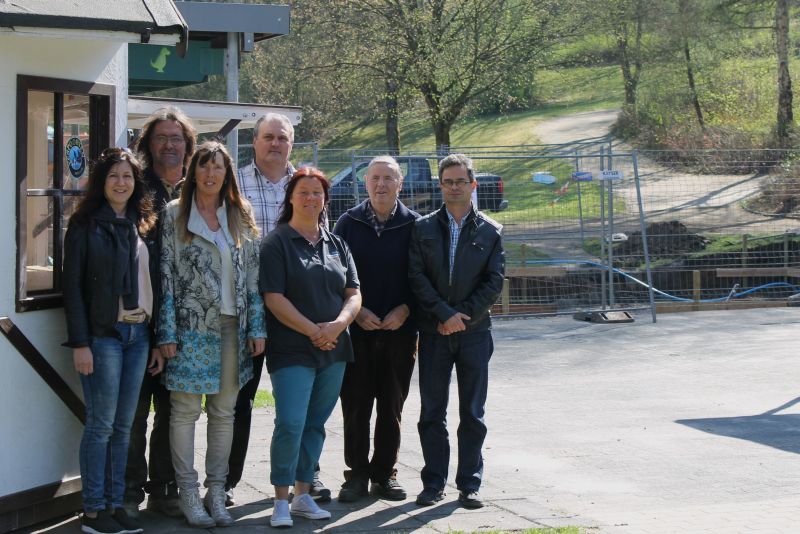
[26,307,800,534]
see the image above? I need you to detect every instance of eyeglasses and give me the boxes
[441,179,470,189]
[153,135,185,146]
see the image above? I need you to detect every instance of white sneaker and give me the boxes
[270,499,293,528]
[290,493,331,520]
[204,485,234,527]
[178,486,216,528]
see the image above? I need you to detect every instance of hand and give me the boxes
[355,307,381,331]
[249,337,265,356]
[380,304,410,331]
[160,343,177,359]
[310,321,342,350]
[73,347,93,375]
[438,312,471,336]
[147,348,164,376]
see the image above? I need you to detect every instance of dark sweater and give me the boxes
[333,200,419,337]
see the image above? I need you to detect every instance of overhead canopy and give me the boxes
[0,0,188,54]
[128,96,302,134]
[175,1,289,48]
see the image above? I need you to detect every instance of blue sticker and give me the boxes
[65,137,86,179]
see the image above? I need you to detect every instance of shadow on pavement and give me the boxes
[676,396,800,455]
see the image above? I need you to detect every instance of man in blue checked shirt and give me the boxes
[408,153,505,510]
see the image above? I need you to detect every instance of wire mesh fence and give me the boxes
[237,140,800,319]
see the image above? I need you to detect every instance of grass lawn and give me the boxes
[254,388,275,408]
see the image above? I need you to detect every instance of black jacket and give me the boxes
[408,205,505,334]
[62,203,151,348]
[333,199,419,337]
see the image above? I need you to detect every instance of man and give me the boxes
[230,113,331,503]
[124,107,197,517]
[408,154,504,509]
[332,156,419,503]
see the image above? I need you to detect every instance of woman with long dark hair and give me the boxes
[63,148,157,534]
[157,141,265,528]
[259,167,361,528]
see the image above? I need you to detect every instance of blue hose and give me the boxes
[522,259,800,303]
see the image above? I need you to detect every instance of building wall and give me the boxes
[0,33,128,496]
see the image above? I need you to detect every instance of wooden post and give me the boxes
[501,278,510,315]
[692,270,701,311]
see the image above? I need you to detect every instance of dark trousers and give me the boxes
[417,330,493,493]
[125,364,175,503]
[341,332,417,482]
[226,354,265,489]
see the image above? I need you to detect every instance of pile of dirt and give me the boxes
[615,221,709,265]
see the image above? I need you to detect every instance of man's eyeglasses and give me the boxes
[441,179,470,189]
[153,135,185,145]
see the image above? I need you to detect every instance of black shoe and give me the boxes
[338,476,368,503]
[415,487,445,506]
[111,508,143,533]
[224,487,235,507]
[81,510,124,534]
[371,477,407,501]
[458,490,484,509]
[309,471,331,503]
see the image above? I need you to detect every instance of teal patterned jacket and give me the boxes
[157,198,266,394]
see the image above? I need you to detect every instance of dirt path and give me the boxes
[532,108,621,145]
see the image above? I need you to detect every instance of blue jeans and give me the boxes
[79,322,149,512]
[269,362,346,487]
[417,330,493,493]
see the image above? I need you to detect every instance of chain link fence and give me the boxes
[237,140,800,319]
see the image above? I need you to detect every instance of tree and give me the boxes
[715,0,794,145]
[305,0,580,152]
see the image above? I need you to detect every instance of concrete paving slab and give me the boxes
[22,308,800,533]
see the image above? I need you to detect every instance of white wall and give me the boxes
[0,33,129,496]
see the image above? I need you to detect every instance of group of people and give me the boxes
[63,108,505,534]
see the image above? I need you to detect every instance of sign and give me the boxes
[128,41,225,94]
[599,170,623,181]
[65,137,86,179]
[572,171,593,182]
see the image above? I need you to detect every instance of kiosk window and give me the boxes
[16,76,113,312]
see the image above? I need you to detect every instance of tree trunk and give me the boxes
[433,119,451,156]
[684,40,705,132]
[384,77,400,155]
[775,0,793,146]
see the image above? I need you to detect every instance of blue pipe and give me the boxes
[522,259,800,303]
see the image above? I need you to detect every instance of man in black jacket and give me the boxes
[408,153,504,510]
[123,107,196,518]
[333,156,419,503]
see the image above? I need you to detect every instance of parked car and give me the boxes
[327,156,508,223]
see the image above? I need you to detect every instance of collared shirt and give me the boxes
[446,209,464,284]
[238,161,296,236]
[364,199,398,236]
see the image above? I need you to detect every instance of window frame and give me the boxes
[16,75,114,312]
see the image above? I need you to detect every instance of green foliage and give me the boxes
[254,389,275,409]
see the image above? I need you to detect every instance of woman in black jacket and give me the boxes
[63,148,158,534]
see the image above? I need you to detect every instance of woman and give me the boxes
[157,141,266,528]
[63,148,157,534]
[259,167,361,528]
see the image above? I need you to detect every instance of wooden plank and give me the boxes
[716,267,800,277]
[505,266,568,277]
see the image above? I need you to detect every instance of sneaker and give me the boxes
[458,490,484,509]
[415,487,445,506]
[204,485,234,527]
[371,476,407,501]
[111,508,143,533]
[338,475,368,503]
[290,493,331,520]
[178,486,216,528]
[81,510,124,534]
[309,471,331,503]
[120,499,140,520]
[146,494,182,517]
[225,487,235,507]
[270,499,293,528]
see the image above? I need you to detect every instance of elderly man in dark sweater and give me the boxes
[332,156,420,503]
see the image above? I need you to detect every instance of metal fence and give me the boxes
[237,140,800,319]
